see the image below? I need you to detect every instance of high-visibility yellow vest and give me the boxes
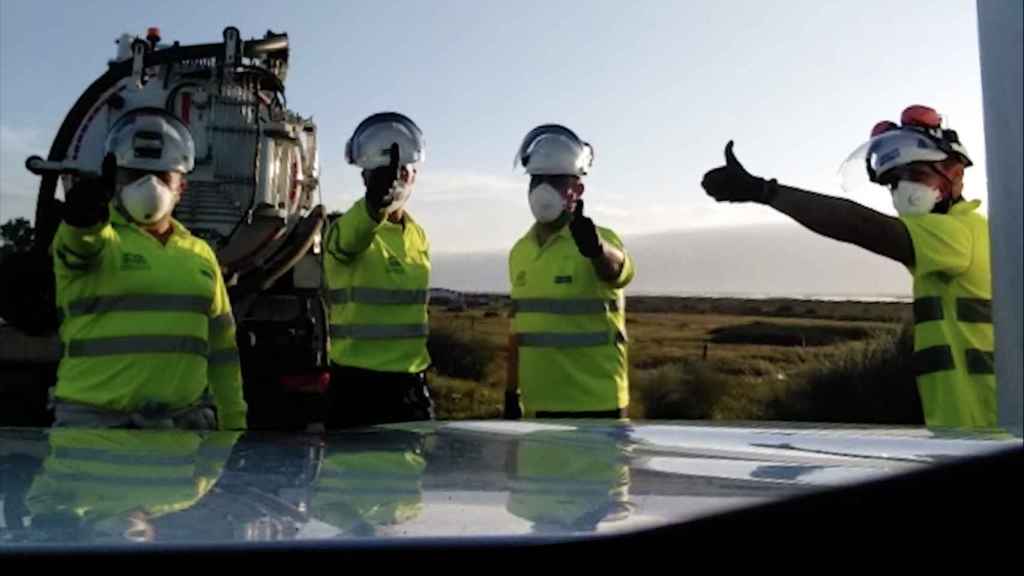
[51,207,246,430]
[323,199,431,373]
[509,224,635,414]
[902,199,995,428]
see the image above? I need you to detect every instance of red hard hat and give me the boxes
[901,105,942,129]
[870,120,899,137]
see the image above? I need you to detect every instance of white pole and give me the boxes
[977,0,1023,436]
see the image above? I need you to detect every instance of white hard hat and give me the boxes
[865,129,951,182]
[104,108,195,173]
[840,128,953,194]
[345,112,425,170]
[514,124,593,176]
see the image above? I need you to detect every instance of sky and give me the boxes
[0,1,989,295]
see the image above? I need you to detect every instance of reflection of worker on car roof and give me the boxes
[702,105,993,428]
[506,428,632,533]
[23,428,238,543]
[50,108,246,430]
[322,113,434,428]
[506,125,636,419]
[309,429,425,536]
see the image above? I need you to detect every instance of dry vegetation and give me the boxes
[427,296,921,424]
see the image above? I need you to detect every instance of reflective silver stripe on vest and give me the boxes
[330,324,429,340]
[316,486,421,497]
[513,298,618,315]
[67,294,212,317]
[318,469,422,482]
[912,345,955,376]
[354,287,428,305]
[509,477,620,494]
[53,446,198,466]
[517,332,612,348]
[49,472,195,487]
[965,349,995,374]
[67,336,209,358]
[209,349,241,365]
[913,297,944,323]
[209,314,236,335]
[329,288,428,305]
[957,299,993,323]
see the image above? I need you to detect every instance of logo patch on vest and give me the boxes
[120,252,150,271]
[554,275,573,284]
[387,256,405,274]
[514,270,527,287]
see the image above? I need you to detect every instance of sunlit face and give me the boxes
[889,160,963,199]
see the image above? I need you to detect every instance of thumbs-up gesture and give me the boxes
[570,199,603,258]
[366,142,401,216]
[701,141,775,204]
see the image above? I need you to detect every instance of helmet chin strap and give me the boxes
[932,195,954,214]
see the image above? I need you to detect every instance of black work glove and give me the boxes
[365,143,401,216]
[504,388,523,420]
[701,141,778,204]
[63,176,115,229]
[569,199,603,258]
[63,155,114,228]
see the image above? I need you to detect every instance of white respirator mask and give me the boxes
[891,180,941,216]
[118,175,176,225]
[529,183,567,223]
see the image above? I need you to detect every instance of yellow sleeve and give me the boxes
[205,249,247,430]
[598,227,635,289]
[508,250,516,287]
[324,198,384,263]
[51,220,114,272]
[900,214,973,277]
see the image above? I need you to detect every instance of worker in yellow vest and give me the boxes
[702,105,993,428]
[323,113,433,428]
[506,125,636,419]
[51,107,245,430]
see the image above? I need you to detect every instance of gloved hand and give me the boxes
[365,142,400,217]
[701,141,778,204]
[569,199,603,258]
[63,177,112,228]
[174,407,218,431]
[503,388,523,420]
[63,156,114,228]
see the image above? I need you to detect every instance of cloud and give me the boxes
[431,223,912,298]
[1,125,48,157]
[584,202,630,218]
[413,171,523,203]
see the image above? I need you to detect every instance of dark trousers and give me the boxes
[326,365,434,429]
[535,408,628,419]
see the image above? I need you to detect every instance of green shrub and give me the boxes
[427,329,492,381]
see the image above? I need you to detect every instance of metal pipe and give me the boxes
[977,0,1023,436]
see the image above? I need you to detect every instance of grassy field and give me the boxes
[427,296,922,424]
